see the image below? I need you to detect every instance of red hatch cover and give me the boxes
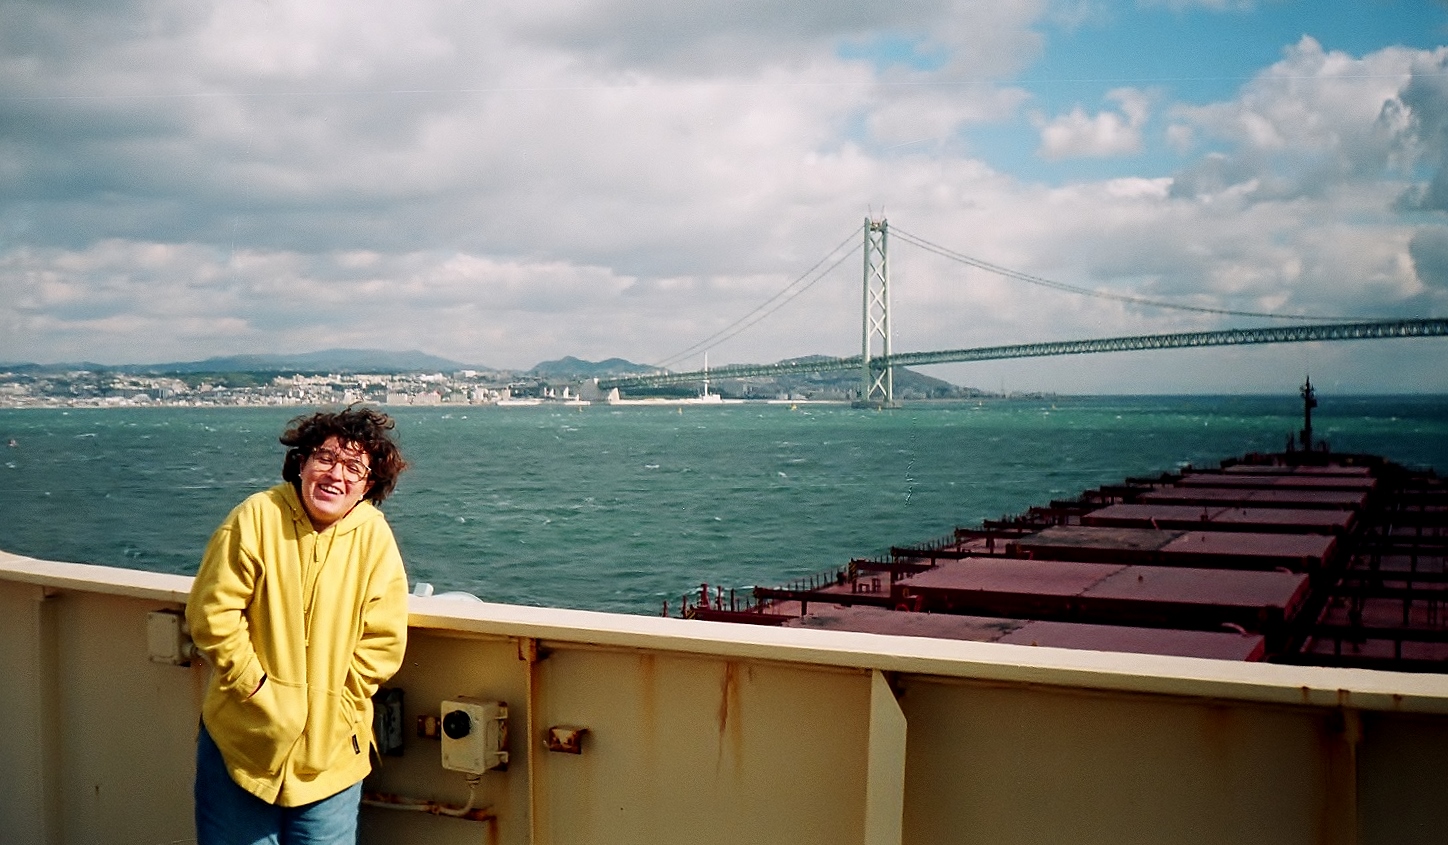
[1177,474,1376,491]
[1160,531,1335,564]
[782,606,1267,661]
[897,557,1125,597]
[998,621,1266,661]
[1083,503,1354,534]
[1139,487,1368,510]
[1086,565,1309,613]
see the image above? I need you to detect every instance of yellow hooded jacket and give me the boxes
[187,483,409,806]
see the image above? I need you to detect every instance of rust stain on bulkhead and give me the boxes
[1313,708,1361,845]
[637,653,657,727]
[716,661,745,779]
[716,661,735,737]
[628,652,664,841]
[637,653,659,765]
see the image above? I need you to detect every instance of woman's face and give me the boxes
[298,435,372,530]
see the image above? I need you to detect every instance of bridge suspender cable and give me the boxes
[889,226,1369,322]
[649,227,863,371]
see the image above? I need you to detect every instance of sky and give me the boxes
[3,0,1448,394]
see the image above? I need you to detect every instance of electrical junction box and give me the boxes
[146,609,193,666]
[440,698,509,774]
[372,688,406,757]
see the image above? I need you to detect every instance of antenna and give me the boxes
[1299,375,1317,451]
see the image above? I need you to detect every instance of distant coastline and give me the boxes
[0,351,988,408]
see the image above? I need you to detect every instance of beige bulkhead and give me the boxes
[3,549,1448,845]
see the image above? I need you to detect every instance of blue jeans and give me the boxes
[195,722,362,845]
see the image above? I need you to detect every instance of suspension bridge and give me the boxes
[596,217,1448,404]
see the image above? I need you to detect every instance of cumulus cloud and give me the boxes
[1390,50,1448,211]
[1411,227,1448,289]
[1168,37,1436,202]
[1036,88,1152,160]
[516,0,1048,79]
[0,0,1444,392]
[865,86,1032,151]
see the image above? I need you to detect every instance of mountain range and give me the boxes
[1,349,450,374]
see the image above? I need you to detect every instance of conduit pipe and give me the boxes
[361,777,493,824]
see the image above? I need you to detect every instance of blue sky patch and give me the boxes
[837,32,950,73]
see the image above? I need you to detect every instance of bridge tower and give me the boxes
[859,216,896,407]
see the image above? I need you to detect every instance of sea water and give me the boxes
[2,395,1445,615]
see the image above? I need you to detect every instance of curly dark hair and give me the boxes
[280,405,408,504]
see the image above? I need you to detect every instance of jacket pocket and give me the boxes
[294,687,364,775]
[206,676,307,776]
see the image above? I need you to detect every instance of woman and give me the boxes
[187,406,410,844]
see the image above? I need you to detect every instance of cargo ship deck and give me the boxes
[686,449,1448,673]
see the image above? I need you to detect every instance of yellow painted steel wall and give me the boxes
[4,550,1448,845]
[0,565,202,845]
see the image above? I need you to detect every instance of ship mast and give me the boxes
[1299,376,1317,451]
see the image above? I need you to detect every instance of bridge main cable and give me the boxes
[596,318,1448,390]
[887,318,1448,368]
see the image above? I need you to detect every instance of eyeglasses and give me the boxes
[308,447,371,481]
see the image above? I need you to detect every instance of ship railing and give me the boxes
[855,556,933,585]
[1048,497,1097,515]
[678,560,861,619]
[1303,620,1448,669]
[953,526,1033,555]
[751,585,894,616]
[1025,505,1079,526]
[889,531,960,557]
[1098,483,1153,503]
[1125,471,1182,486]
[981,517,1050,531]
[677,581,753,618]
